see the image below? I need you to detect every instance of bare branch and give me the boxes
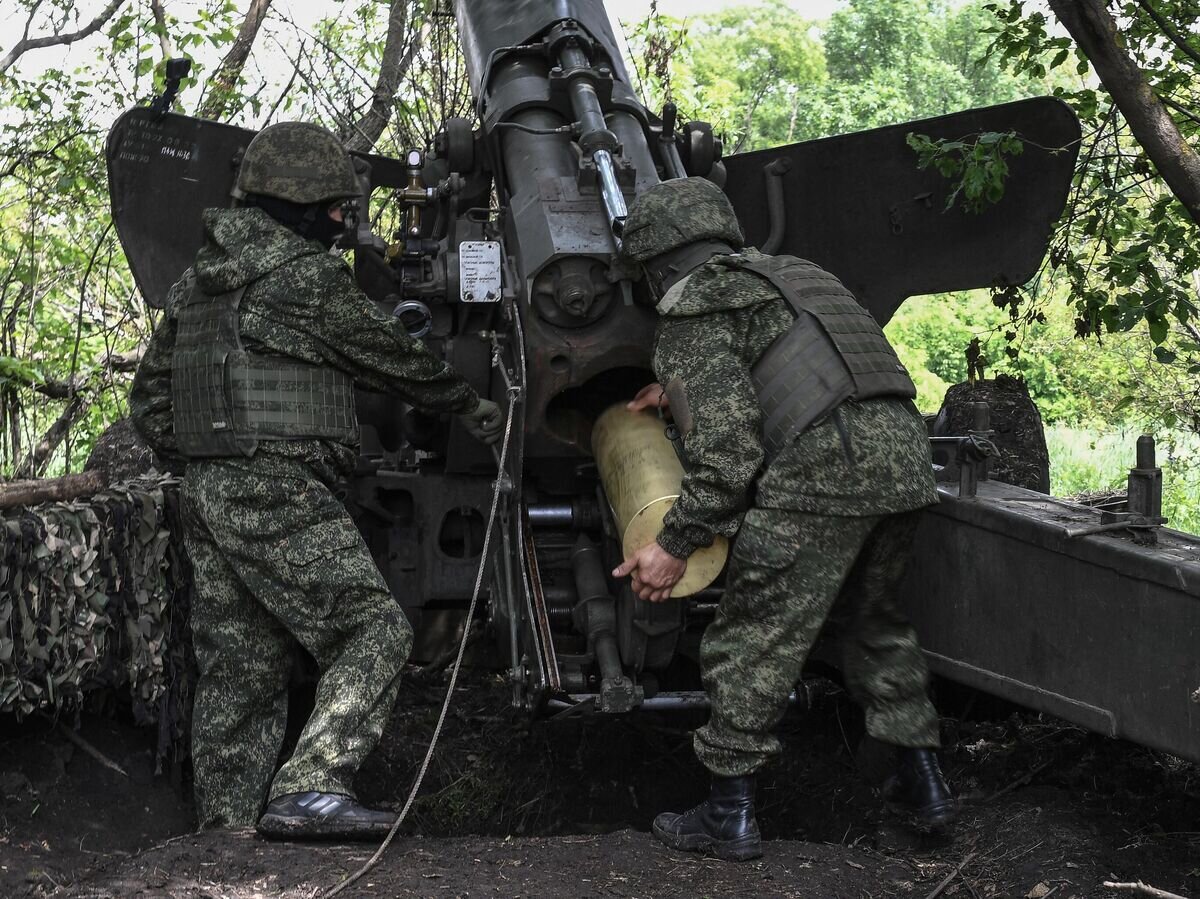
[345,0,426,152]
[263,39,305,126]
[1,347,141,402]
[0,0,128,76]
[1102,881,1190,899]
[197,0,274,121]
[149,0,173,60]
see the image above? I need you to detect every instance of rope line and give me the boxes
[324,384,521,898]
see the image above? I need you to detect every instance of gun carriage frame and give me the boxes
[105,0,1200,764]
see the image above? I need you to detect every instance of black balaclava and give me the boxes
[243,193,346,249]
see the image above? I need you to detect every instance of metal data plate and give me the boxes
[459,241,502,302]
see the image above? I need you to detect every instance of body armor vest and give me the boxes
[741,255,916,457]
[171,274,358,458]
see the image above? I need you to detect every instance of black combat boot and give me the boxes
[652,775,762,861]
[256,792,397,841]
[885,748,957,828]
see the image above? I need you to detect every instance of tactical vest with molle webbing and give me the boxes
[740,254,916,457]
[171,273,358,458]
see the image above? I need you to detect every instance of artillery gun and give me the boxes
[106,0,1200,762]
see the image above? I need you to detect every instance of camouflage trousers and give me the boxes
[181,458,413,828]
[695,508,939,777]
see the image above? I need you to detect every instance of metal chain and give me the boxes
[324,385,521,898]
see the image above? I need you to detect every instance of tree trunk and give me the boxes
[344,0,424,152]
[13,394,90,480]
[1048,0,1200,225]
[197,0,274,121]
[0,471,104,511]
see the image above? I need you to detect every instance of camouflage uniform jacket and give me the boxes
[131,207,479,483]
[653,250,938,559]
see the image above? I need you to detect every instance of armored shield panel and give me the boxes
[105,110,251,309]
[722,96,1081,325]
[106,108,408,308]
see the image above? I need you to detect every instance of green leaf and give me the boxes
[1148,318,1169,344]
[1111,395,1136,415]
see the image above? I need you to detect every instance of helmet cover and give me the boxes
[235,121,359,205]
[621,177,745,264]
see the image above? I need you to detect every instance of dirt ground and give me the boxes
[0,672,1196,899]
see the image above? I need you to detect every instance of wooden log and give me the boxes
[0,470,105,510]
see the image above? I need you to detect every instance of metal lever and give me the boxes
[1067,434,1167,544]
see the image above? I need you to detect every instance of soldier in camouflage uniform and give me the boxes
[614,177,955,861]
[130,122,502,840]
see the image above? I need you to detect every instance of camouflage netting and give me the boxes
[933,374,1051,493]
[0,476,195,765]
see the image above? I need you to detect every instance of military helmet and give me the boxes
[235,122,359,205]
[621,177,744,263]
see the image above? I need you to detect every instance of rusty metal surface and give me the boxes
[722,97,1081,325]
[901,479,1200,762]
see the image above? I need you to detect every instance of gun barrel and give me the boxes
[455,0,634,106]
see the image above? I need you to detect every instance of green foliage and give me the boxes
[906,130,1025,212]
[2,0,1196,491]
[981,0,1200,434]
[626,0,1051,153]
[627,0,825,150]
[823,0,931,85]
[887,288,1168,430]
[0,0,466,477]
[1045,424,1199,535]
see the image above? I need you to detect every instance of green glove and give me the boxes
[459,398,503,445]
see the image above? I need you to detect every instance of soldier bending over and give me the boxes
[614,177,955,861]
[131,122,501,840]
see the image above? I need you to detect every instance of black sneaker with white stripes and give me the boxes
[256,791,396,841]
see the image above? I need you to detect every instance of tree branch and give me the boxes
[1135,0,1200,69]
[149,0,173,60]
[12,393,90,479]
[0,0,128,76]
[1102,881,1190,899]
[3,350,142,401]
[1049,0,1200,226]
[344,0,425,152]
[263,39,304,126]
[196,0,274,121]
[1160,94,1200,128]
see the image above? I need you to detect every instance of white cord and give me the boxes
[324,385,521,898]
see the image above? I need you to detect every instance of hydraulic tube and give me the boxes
[572,534,639,713]
[591,404,728,596]
[559,41,628,237]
